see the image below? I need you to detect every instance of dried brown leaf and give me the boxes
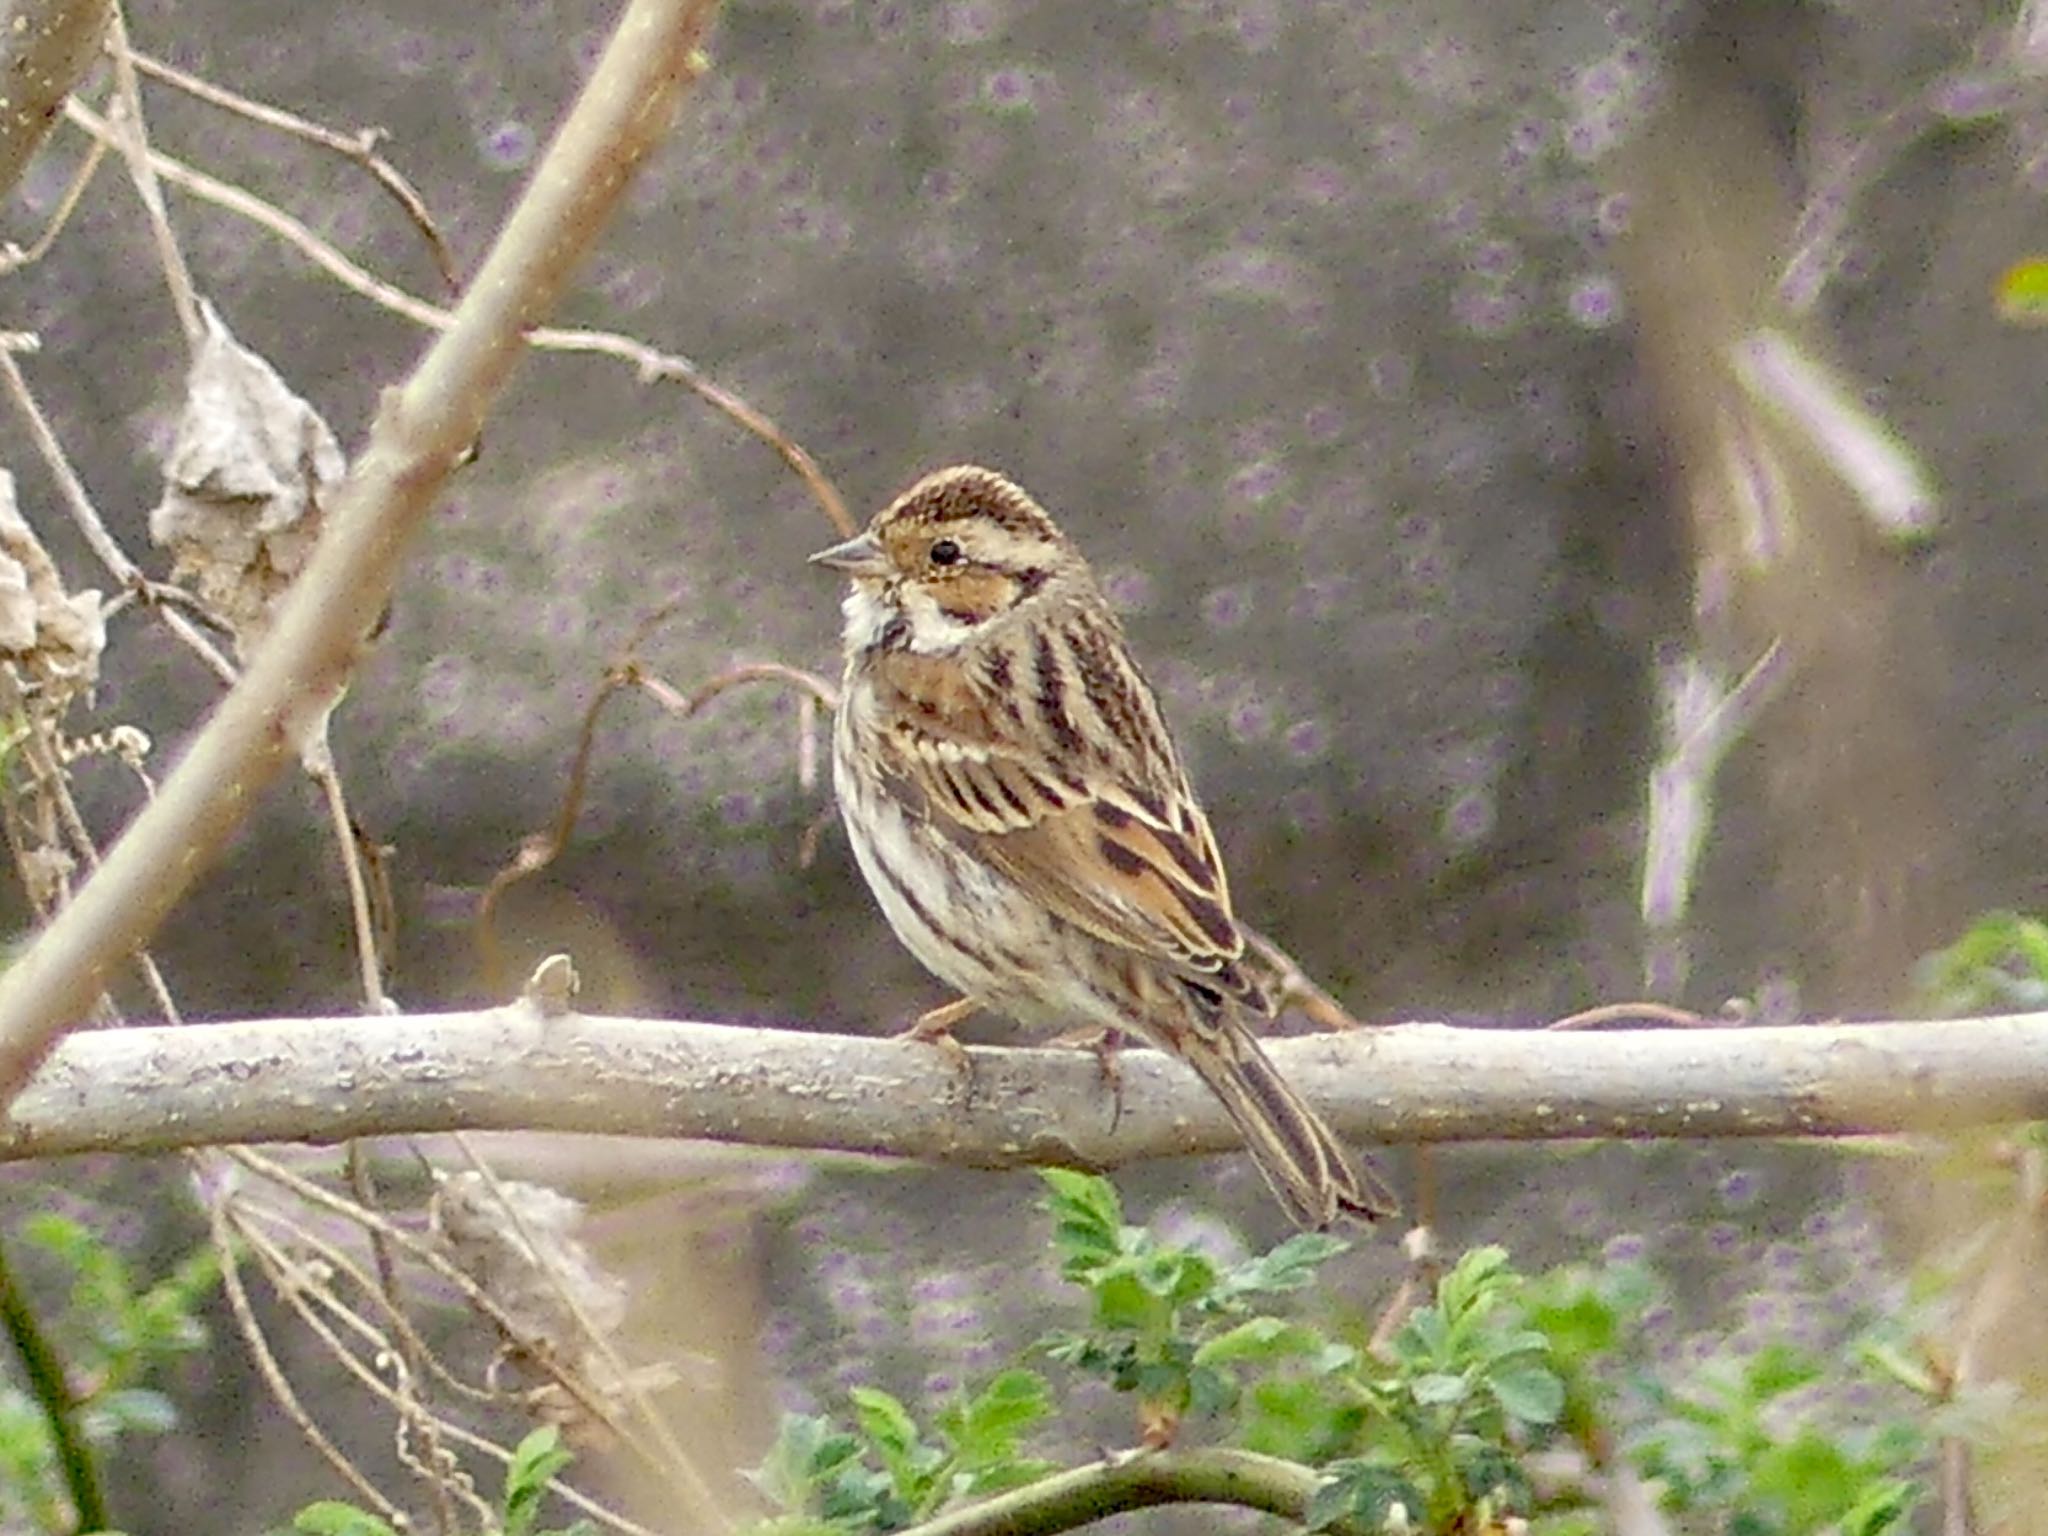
[0,468,103,705]
[148,300,345,655]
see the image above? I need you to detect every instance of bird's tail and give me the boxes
[1171,1016,1400,1230]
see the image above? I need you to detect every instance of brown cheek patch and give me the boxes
[937,572,1010,625]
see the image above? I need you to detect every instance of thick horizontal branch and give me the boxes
[8,1003,2047,1164]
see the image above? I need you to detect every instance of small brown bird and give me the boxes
[812,465,1398,1229]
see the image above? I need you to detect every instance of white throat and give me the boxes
[840,582,983,655]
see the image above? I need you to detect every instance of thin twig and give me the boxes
[126,47,458,290]
[231,1193,493,1404]
[305,729,390,1013]
[477,659,835,994]
[641,659,839,717]
[445,1134,732,1531]
[228,1147,663,1468]
[1545,1001,1718,1032]
[0,126,109,274]
[423,1409,673,1536]
[57,96,852,538]
[103,4,202,344]
[23,715,180,1019]
[228,1191,674,1536]
[231,1208,483,1532]
[529,328,852,534]
[207,1182,411,1528]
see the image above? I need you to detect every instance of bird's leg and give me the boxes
[1048,1024,1130,1132]
[895,995,979,1077]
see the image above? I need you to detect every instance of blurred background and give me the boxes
[3,0,2047,1528]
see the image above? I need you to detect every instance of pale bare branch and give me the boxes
[8,1006,2047,1163]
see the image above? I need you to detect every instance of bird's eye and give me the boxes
[928,538,963,567]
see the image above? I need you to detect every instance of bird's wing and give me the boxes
[867,634,1262,1007]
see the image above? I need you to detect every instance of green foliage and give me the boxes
[1914,909,2048,1013]
[292,1502,403,1536]
[752,1368,1054,1532]
[1039,1167,1350,1443]
[1629,1336,1925,1536]
[290,1428,594,1536]
[0,1212,221,1535]
[1041,1174,1566,1528]
[503,1428,592,1536]
[1524,1258,1930,1536]
[744,1172,1944,1536]
[1284,1246,1564,1532]
[17,1213,220,1398]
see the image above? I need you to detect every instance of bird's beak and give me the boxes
[808,530,889,577]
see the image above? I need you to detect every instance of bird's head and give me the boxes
[810,465,1083,655]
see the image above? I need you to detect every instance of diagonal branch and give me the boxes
[6,1004,2045,1163]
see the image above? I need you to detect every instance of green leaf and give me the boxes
[1311,1340,1361,1374]
[1751,1430,1857,1529]
[503,1426,574,1536]
[1390,1305,1449,1366]
[1523,1286,1617,1367]
[1916,911,2048,1013]
[1215,1232,1348,1302]
[1187,1362,1239,1417]
[1997,260,2048,325]
[1487,1363,1565,1427]
[1042,1330,1124,1379]
[849,1387,921,1465]
[1092,1271,1163,1332]
[1038,1170,1124,1277]
[1744,1342,1823,1401]
[1476,1328,1551,1368]
[1194,1317,1324,1367]
[292,1502,401,1536]
[1410,1372,1469,1407]
[936,1369,1049,1470]
[18,1212,97,1267]
[850,1387,940,1502]
[1135,1245,1216,1306]
[1437,1245,1513,1323]
[750,1414,869,1512]
[1305,1461,1421,1533]
[1838,1478,1920,1536]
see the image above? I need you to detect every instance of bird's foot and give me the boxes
[1049,1024,1130,1132]
[895,996,979,1080]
